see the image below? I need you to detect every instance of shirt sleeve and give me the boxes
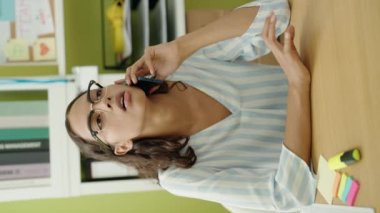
[196,0,290,62]
[158,144,317,212]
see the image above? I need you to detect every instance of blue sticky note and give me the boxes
[0,0,15,21]
[342,176,353,202]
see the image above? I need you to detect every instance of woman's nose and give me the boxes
[92,96,112,110]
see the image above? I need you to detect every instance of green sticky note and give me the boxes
[338,173,347,200]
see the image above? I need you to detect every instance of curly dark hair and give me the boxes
[65,81,196,178]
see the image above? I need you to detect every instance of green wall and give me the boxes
[0,66,57,77]
[0,0,250,212]
[64,0,105,74]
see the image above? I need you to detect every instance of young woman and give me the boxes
[65,0,317,212]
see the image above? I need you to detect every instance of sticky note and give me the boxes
[317,155,336,204]
[342,176,353,202]
[332,172,341,197]
[338,173,347,200]
[4,39,30,61]
[33,37,56,61]
[15,0,38,44]
[347,180,360,206]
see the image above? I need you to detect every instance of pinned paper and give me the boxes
[317,155,336,204]
[4,38,30,61]
[34,0,55,35]
[32,37,56,61]
[0,0,15,21]
[16,0,38,44]
[15,0,54,44]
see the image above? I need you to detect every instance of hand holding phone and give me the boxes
[132,77,164,95]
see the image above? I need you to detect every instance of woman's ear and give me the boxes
[114,140,133,156]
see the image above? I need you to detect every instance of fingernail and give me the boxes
[285,32,290,39]
[271,14,276,22]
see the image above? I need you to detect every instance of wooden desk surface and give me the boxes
[289,0,380,211]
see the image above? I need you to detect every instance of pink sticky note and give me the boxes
[347,179,360,206]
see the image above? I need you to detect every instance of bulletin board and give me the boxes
[0,0,57,65]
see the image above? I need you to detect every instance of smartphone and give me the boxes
[132,77,164,95]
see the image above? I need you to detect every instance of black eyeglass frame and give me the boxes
[86,80,112,151]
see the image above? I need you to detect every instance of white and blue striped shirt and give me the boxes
[159,0,317,212]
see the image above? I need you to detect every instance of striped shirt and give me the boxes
[159,0,317,212]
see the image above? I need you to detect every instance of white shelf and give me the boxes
[0,82,69,202]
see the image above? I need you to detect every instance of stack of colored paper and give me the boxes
[334,172,360,206]
[317,155,360,206]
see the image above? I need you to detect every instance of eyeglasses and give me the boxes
[86,80,112,151]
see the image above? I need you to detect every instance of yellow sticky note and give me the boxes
[338,173,348,200]
[317,155,336,204]
[4,39,30,61]
[33,37,56,61]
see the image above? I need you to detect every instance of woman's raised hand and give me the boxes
[262,12,310,87]
[114,41,183,85]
